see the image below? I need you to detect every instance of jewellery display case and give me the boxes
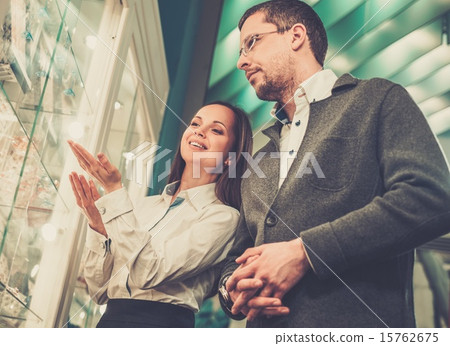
[0,0,168,327]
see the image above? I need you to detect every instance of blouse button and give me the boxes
[99,207,106,215]
[295,120,301,127]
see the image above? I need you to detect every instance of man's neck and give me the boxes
[281,101,297,121]
[280,67,323,121]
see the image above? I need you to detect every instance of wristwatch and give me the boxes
[218,276,246,320]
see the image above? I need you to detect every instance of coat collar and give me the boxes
[331,73,358,93]
[162,181,218,211]
[262,73,358,142]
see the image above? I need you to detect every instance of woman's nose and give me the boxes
[194,129,205,138]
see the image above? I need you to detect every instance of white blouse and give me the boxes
[83,181,239,312]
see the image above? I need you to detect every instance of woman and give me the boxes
[68,101,253,327]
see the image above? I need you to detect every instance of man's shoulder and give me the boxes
[341,74,401,93]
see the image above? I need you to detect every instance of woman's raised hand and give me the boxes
[68,140,122,193]
[69,172,107,238]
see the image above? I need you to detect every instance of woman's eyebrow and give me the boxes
[213,120,227,129]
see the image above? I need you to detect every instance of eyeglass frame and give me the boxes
[239,30,281,57]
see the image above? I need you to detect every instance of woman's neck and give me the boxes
[170,164,217,203]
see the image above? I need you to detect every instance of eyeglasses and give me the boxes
[239,30,280,57]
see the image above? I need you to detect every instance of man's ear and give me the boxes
[290,23,307,51]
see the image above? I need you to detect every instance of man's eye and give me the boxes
[246,37,257,50]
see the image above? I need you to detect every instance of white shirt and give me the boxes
[84,181,239,312]
[270,69,338,188]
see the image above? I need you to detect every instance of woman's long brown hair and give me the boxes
[167,101,253,210]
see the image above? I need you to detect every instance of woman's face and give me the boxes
[180,104,236,172]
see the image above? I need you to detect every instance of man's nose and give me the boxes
[237,53,249,70]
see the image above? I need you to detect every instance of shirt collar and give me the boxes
[162,181,218,211]
[270,69,338,123]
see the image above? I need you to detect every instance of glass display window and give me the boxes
[1,0,168,328]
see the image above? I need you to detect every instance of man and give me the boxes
[218,0,450,327]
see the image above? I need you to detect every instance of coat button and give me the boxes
[265,214,278,227]
[99,207,106,215]
[295,120,301,127]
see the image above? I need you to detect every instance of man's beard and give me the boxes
[255,74,296,103]
[253,56,296,103]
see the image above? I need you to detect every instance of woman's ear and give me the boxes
[290,23,307,51]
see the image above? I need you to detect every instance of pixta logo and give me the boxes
[123,141,172,188]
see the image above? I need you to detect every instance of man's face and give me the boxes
[237,12,295,102]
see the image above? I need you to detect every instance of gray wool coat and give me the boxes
[220,74,450,328]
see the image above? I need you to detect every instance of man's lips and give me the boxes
[246,71,258,81]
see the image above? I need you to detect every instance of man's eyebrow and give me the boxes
[241,33,255,44]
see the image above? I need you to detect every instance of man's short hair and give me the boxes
[238,0,328,66]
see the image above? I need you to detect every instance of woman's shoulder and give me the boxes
[203,200,240,220]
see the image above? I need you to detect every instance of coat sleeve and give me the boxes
[83,228,114,305]
[219,204,254,283]
[301,84,450,280]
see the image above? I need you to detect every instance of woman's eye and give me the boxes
[212,129,223,135]
[190,122,199,127]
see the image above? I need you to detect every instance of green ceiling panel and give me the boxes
[209,28,240,87]
[390,45,450,86]
[206,69,248,103]
[313,0,365,28]
[251,101,276,130]
[326,0,416,61]
[216,0,263,42]
[418,91,450,117]
[351,20,441,79]
[232,84,264,113]
[327,0,450,74]
[406,64,450,104]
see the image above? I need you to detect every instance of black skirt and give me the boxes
[96,299,195,328]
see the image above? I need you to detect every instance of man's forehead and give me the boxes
[240,12,274,38]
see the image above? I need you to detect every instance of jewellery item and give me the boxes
[218,276,246,320]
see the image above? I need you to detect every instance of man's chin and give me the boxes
[255,87,278,102]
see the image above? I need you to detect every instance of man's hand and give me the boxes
[227,239,311,320]
[228,278,290,317]
[68,140,122,193]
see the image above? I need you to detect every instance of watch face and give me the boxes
[218,284,228,300]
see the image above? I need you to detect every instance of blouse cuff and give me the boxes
[95,187,134,224]
[86,226,110,256]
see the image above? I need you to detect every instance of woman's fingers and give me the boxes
[70,172,87,201]
[246,285,273,321]
[79,175,94,203]
[68,141,106,179]
[68,141,92,170]
[97,153,114,173]
[69,173,83,208]
[261,306,290,316]
[247,296,282,309]
[89,180,101,201]
[68,141,122,192]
